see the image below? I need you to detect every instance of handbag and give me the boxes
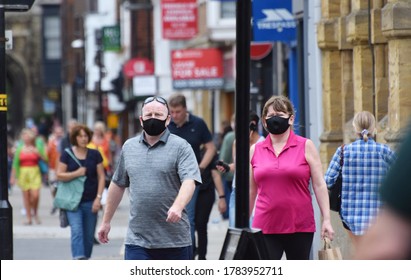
[53,148,86,211]
[328,144,344,212]
[38,159,48,174]
[59,209,69,228]
[318,238,343,260]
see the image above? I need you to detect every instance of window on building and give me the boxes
[221,1,236,18]
[44,16,61,60]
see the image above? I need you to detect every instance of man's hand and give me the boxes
[166,206,183,223]
[98,222,111,244]
[216,160,230,173]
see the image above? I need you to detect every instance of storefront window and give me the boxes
[221,2,235,18]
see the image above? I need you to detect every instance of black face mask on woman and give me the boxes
[142,118,167,136]
[266,115,291,135]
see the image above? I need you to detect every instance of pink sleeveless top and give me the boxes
[251,131,315,234]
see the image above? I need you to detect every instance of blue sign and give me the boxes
[252,0,296,43]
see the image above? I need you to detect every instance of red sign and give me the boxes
[162,0,198,40]
[250,42,273,60]
[123,58,154,78]
[171,48,224,89]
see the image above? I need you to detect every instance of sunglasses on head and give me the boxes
[143,96,169,112]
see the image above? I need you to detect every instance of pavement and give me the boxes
[8,185,229,260]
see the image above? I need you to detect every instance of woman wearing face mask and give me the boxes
[249,95,334,260]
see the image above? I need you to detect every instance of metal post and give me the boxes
[94,48,103,122]
[95,29,104,122]
[0,2,14,260]
[235,0,251,229]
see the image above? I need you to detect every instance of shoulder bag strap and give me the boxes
[340,144,344,167]
[64,148,82,167]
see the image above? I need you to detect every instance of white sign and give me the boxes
[133,76,157,96]
[5,30,12,50]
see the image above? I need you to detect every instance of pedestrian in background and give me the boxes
[195,146,226,260]
[47,125,65,214]
[218,114,235,220]
[325,111,396,254]
[57,124,105,260]
[249,95,334,260]
[354,123,411,259]
[167,93,216,258]
[59,119,78,152]
[98,96,201,260]
[10,128,47,225]
[217,111,264,228]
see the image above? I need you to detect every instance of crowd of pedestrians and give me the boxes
[6,93,411,260]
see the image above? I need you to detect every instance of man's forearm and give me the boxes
[102,182,125,224]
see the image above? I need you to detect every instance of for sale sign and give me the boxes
[171,48,224,89]
[162,0,198,40]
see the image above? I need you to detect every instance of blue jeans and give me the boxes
[229,187,236,228]
[125,244,192,260]
[229,187,254,228]
[66,201,98,259]
[186,185,199,255]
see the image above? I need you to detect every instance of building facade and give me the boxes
[318,0,411,258]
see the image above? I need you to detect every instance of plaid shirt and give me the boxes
[325,138,396,235]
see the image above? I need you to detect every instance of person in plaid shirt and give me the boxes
[325,111,396,253]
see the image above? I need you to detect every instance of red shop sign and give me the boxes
[162,0,198,40]
[171,48,224,89]
[250,42,273,60]
[123,58,154,78]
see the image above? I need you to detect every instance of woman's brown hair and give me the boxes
[69,124,93,146]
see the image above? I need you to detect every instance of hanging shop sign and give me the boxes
[123,58,154,78]
[162,0,198,40]
[252,0,296,43]
[171,48,224,89]
[250,42,273,60]
[3,0,35,11]
[102,25,121,52]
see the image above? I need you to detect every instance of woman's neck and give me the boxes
[269,129,290,144]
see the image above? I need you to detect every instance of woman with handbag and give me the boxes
[56,124,105,260]
[325,111,396,253]
[249,95,334,260]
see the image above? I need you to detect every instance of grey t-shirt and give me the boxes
[112,129,201,249]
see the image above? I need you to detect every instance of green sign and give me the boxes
[102,26,121,52]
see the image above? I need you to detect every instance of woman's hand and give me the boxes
[92,197,102,213]
[218,197,227,214]
[321,219,335,241]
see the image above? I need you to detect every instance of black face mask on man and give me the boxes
[266,115,291,135]
[142,118,167,136]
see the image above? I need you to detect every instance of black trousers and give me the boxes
[263,232,314,260]
[195,186,215,260]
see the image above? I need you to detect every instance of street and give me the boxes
[9,185,229,260]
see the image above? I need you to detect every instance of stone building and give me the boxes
[5,5,43,138]
[318,0,411,258]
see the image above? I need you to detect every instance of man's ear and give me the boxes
[165,115,171,126]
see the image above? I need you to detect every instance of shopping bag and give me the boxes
[53,148,85,211]
[318,238,343,260]
[53,176,86,211]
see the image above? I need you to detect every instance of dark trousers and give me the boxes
[195,186,215,260]
[263,232,314,260]
[125,244,193,260]
[221,179,232,219]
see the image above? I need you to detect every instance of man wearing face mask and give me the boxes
[98,96,202,260]
[249,95,334,260]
